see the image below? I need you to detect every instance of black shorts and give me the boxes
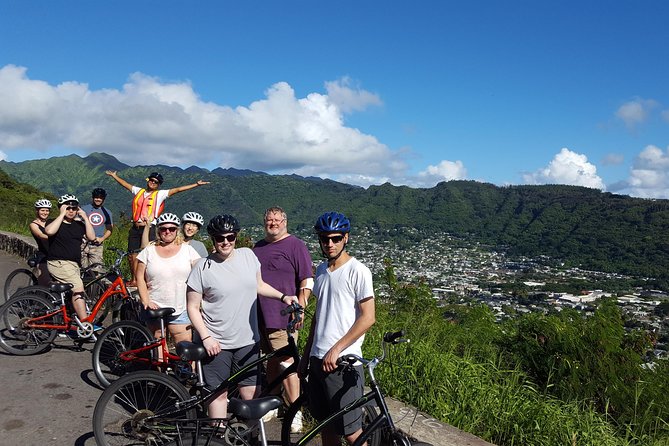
[307,356,364,436]
[127,225,156,251]
[202,342,261,391]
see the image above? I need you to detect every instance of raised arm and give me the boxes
[45,204,69,235]
[167,179,210,197]
[105,170,134,192]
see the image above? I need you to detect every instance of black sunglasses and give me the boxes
[158,226,178,233]
[213,234,237,243]
[66,206,79,211]
[319,234,345,244]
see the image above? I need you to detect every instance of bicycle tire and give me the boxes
[3,268,38,301]
[281,393,381,446]
[8,285,60,305]
[93,370,196,446]
[0,294,58,355]
[92,320,157,388]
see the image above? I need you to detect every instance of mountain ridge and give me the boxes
[1,153,668,281]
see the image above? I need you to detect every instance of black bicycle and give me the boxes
[280,331,432,446]
[92,303,314,446]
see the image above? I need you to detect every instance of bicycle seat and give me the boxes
[145,307,175,319]
[228,396,283,420]
[49,282,74,293]
[176,341,207,361]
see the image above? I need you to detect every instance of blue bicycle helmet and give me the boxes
[314,212,351,234]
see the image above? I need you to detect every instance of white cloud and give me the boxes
[615,98,658,129]
[0,150,6,161]
[324,77,382,114]
[626,145,669,198]
[415,160,467,187]
[0,64,413,186]
[523,148,605,190]
[601,153,624,166]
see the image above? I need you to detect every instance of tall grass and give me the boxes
[366,271,669,446]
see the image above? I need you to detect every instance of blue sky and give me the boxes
[1,1,668,197]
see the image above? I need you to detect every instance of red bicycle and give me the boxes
[0,248,136,355]
[91,307,194,388]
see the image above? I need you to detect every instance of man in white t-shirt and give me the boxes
[300,212,375,446]
[105,170,209,286]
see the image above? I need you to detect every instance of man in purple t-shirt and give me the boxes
[253,206,313,430]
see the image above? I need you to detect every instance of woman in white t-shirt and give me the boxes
[136,213,201,343]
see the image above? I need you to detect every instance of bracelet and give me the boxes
[201,336,211,341]
[280,294,287,303]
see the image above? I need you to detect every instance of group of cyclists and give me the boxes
[24,170,376,445]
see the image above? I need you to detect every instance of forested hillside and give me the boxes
[2,153,669,279]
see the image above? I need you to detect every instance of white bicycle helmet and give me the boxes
[58,194,79,205]
[34,199,52,209]
[156,213,181,226]
[182,211,204,227]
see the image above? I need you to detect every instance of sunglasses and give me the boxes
[213,234,237,243]
[66,206,79,211]
[319,234,345,244]
[158,226,178,233]
[147,179,160,184]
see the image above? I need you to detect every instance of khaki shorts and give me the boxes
[261,328,298,354]
[47,260,84,291]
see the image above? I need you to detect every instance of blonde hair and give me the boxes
[151,228,185,246]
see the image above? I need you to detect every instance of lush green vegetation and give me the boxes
[2,169,668,445]
[367,265,668,446]
[3,153,669,282]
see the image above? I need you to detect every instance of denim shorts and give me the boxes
[167,309,191,325]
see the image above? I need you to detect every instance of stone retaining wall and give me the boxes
[0,230,38,260]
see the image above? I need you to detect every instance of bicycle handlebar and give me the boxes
[280,302,303,316]
[281,303,304,332]
[383,330,407,344]
[337,330,410,369]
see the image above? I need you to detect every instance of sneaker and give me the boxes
[93,324,104,332]
[290,410,303,433]
[262,408,278,422]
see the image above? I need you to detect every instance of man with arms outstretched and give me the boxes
[106,170,209,286]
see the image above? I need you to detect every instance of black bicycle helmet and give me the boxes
[147,172,164,184]
[207,214,241,236]
[92,187,107,198]
[314,212,351,234]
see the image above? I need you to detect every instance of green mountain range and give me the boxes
[2,152,669,280]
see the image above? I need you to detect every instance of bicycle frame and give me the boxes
[295,381,398,446]
[25,273,131,332]
[117,322,181,371]
[147,332,301,420]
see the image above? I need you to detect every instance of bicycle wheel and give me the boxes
[281,394,381,446]
[8,285,60,305]
[0,294,58,355]
[3,268,38,301]
[92,320,157,388]
[93,370,197,446]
